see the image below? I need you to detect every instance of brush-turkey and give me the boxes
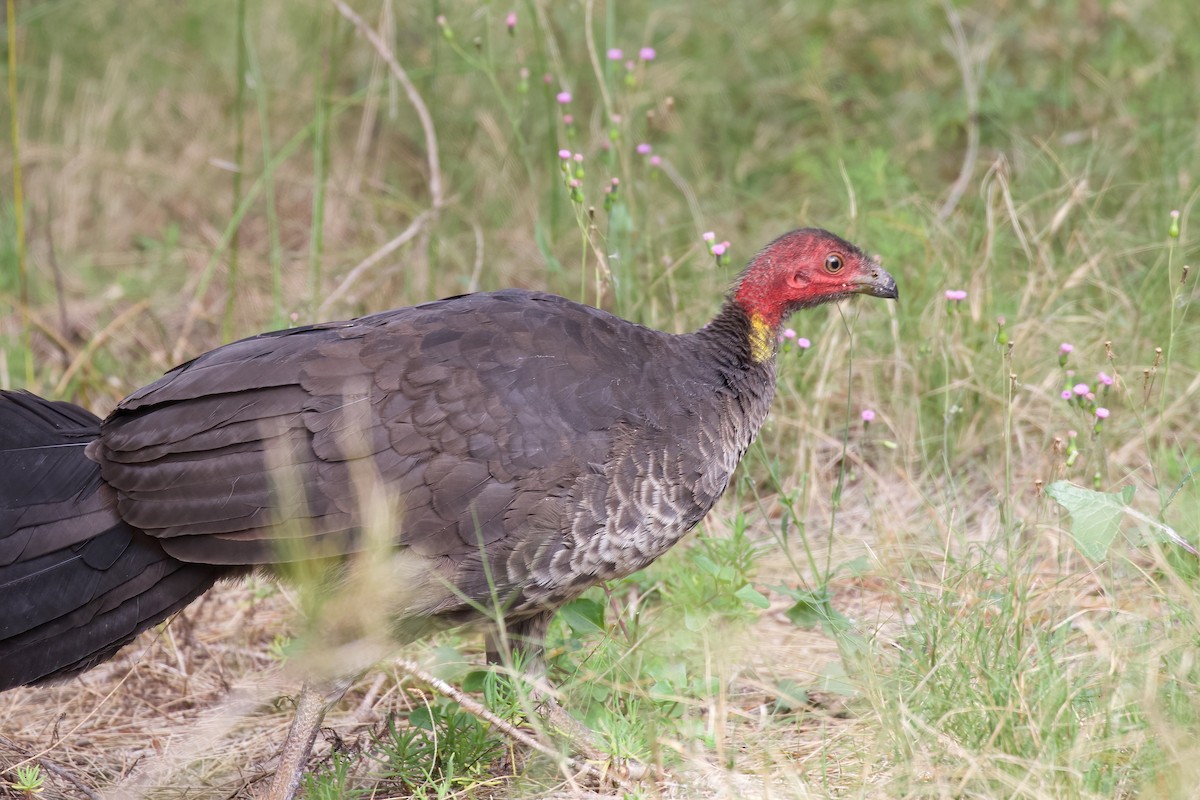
[0,228,896,799]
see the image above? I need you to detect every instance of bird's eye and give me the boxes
[824,253,844,273]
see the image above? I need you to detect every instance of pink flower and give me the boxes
[702,231,716,242]
[573,152,584,162]
[1098,371,1113,386]
[783,328,796,339]
[607,48,623,60]
[558,149,571,160]
[1061,390,1072,400]
[944,289,967,301]
[636,143,652,155]
[610,177,620,187]
[505,11,517,29]
[1086,392,1095,401]
[649,155,662,167]
[639,46,657,61]
[556,91,572,104]
[624,60,636,71]
[1059,342,1073,355]
[797,337,811,349]
[1073,383,1089,396]
[1095,407,1110,419]
[562,114,574,125]
[861,409,876,423]
[711,243,727,256]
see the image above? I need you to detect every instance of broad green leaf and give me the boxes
[558,597,605,634]
[772,679,810,713]
[785,592,852,635]
[1045,481,1133,560]
[461,669,489,693]
[838,555,873,577]
[818,661,858,697]
[683,606,712,631]
[408,705,435,730]
[735,584,771,609]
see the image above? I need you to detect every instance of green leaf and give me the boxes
[771,679,809,713]
[429,644,471,681]
[648,660,689,696]
[461,669,489,693]
[1044,481,1131,560]
[558,597,605,634]
[837,555,872,577]
[408,705,435,731]
[735,584,771,609]
[785,596,826,628]
[782,587,852,635]
[818,660,858,697]
[533,219,563,276]
[683,606,711,631]
[691,553,721,577]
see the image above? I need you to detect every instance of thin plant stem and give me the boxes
[172,125,312,363]
[827,305,856,579]
[308,5,337,315]
[244,30,286,328]
[331,0,443,210]
[224,0,248,341]
[171,88,363,362]
[6,0,32,387]
[1001,344,1014,535]
[439,10,536,188]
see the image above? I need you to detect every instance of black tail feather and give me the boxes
[0,391,224,689]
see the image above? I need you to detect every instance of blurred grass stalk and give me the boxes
[223,0,247,341]
[6,0,31,386]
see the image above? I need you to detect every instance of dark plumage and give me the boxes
[0,228,896,794]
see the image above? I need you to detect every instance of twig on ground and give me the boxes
[392,658,623,787]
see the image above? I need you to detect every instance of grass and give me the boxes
[2,0,1199,797]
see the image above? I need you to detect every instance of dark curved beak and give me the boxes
[853,266,899,300]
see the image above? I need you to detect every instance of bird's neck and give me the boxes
[695,298,782,371]
[693,299,780,418]
[688,299,781,466]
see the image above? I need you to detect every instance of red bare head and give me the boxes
[732,228,898,331]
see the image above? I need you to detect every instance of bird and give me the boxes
[0,227,896,798]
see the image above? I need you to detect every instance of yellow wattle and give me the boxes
[748,313,774,362]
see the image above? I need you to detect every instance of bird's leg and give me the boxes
[259,679,350,800]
